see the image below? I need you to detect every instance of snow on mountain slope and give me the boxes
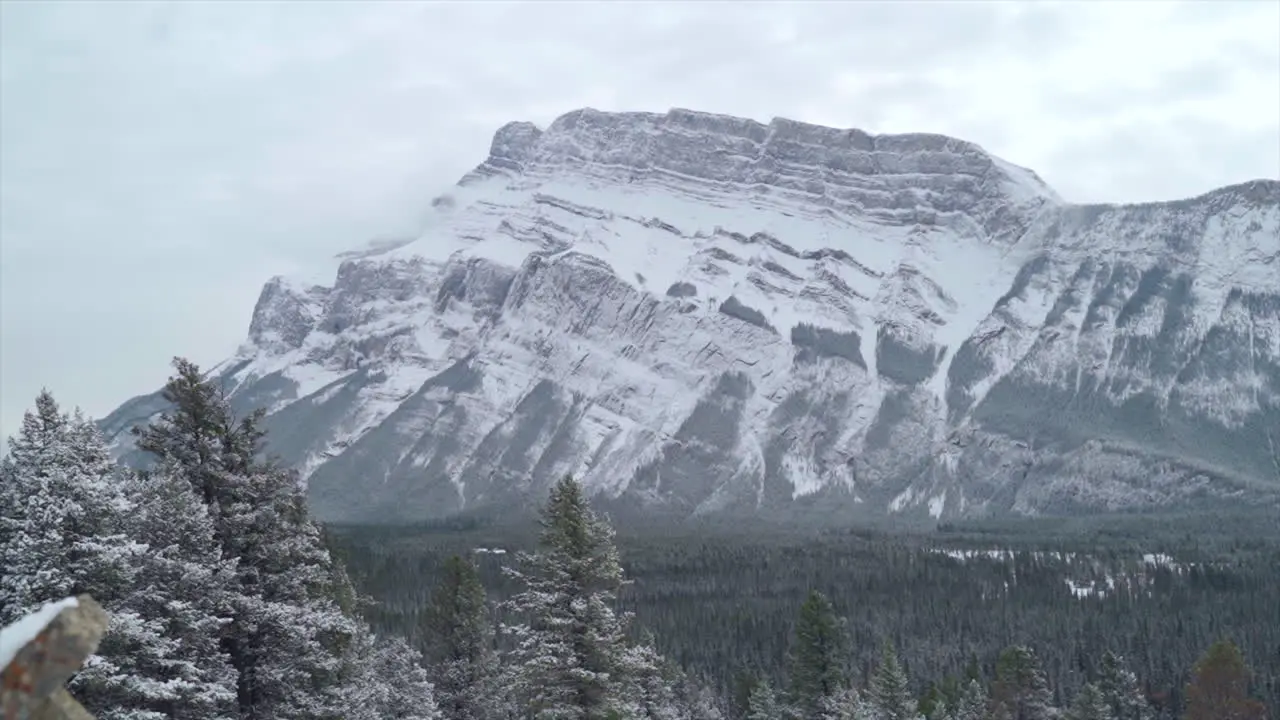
[100,108,1280,524]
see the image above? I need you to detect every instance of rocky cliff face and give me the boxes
[100,108,1280,524]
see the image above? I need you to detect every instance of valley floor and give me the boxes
[330,512,1280,716]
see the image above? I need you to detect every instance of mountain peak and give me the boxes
[103,106,1280,526]
[467,107,1061,245]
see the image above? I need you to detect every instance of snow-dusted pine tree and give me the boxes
[869,643,920,720]
[0,392,136,623]
[76,462,240,720]
[423,554,503,720]
[502,475,632,719]
[223,465,364,719]
[950,679,989,720]
[342,627,442,720]
[130,358,376,720]
[991,646,1057,720]
[745,679,782,720]
[1093,652,1150,720]
[816,687,866,720]
[1064,683,1112,720]
[617,634,687,720]
[787,590,848,717]
[678,675,726,720]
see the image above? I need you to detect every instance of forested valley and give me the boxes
[1,357,1275,719]
[332,516,1280,718]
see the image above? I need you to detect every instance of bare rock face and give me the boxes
[101,107,1280,526]
[1,595,108,720]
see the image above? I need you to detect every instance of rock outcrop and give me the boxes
[1,596,109,720]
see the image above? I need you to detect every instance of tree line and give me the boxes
[333,521,1280,717]
[2,356,1274,719]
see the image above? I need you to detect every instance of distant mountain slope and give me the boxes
[100,108,1280,524]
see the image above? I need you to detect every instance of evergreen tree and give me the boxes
[0,393,150,717]
[1095,652,1150,720]
[1065,684,1113,720]
[730,671,762,720]
[0,392,136,622]
[869,642,919,720]
[503,475,633,719]
[920,683,947,720]
[618,638,687,720]
[77,462,239,719]
[951,679,989,720]
[222,465,363,719]
[343,629,442,720]
[787,590,847,716]
[1181,640,1266,720]
[745,679,782,720]
[423,554,502,720]
[990,646,1056,720]
[679,675,726,720]
[132,358,370,720]
[817,687,865,720]
[935,676,964,716]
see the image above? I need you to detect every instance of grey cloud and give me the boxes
[1044,120,1280,203]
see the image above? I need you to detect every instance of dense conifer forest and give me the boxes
[330,516,1280,718]
[2,357,1276,719]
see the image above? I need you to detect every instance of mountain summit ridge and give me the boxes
[101,107,1280,525]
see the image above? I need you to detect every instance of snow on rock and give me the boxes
[99,108,1280,525]
[0,596,79,671]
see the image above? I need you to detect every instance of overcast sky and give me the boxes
[1,0,1277,440]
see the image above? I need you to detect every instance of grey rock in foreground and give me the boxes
[1,595,108,720]
[101,108,1280,525]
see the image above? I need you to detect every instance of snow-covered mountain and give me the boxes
[100,108,1280,525]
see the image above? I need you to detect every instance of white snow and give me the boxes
[207,109,1277,512]
[927,490,947,519]
[889,486,918,513]
[1065,579,1104,599]
[0,596,79,671]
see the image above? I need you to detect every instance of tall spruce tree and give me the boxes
[502,475,632,719]
[1094,652,1150,720]
[343,628,442,720]
[745,680,782,720]
[990,646,1056,720]
[919,683,947,720]
[1065,684,1113,720]
[79,462,240,719]
[618,638,688,720]
[787,590,848,717]
[423,554,502,720]
[226,464,365,719]
[0,392,137,623]
[1181,640,1266,720]
[869,642,919,720]
[132,358,420,719]
[679,675,726,720]
[951,679,989,720]
[730,671,762,720]
[817,687,865,720]
[0,393,159,717]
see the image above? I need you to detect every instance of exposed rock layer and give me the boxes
[101,108,1280,525]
